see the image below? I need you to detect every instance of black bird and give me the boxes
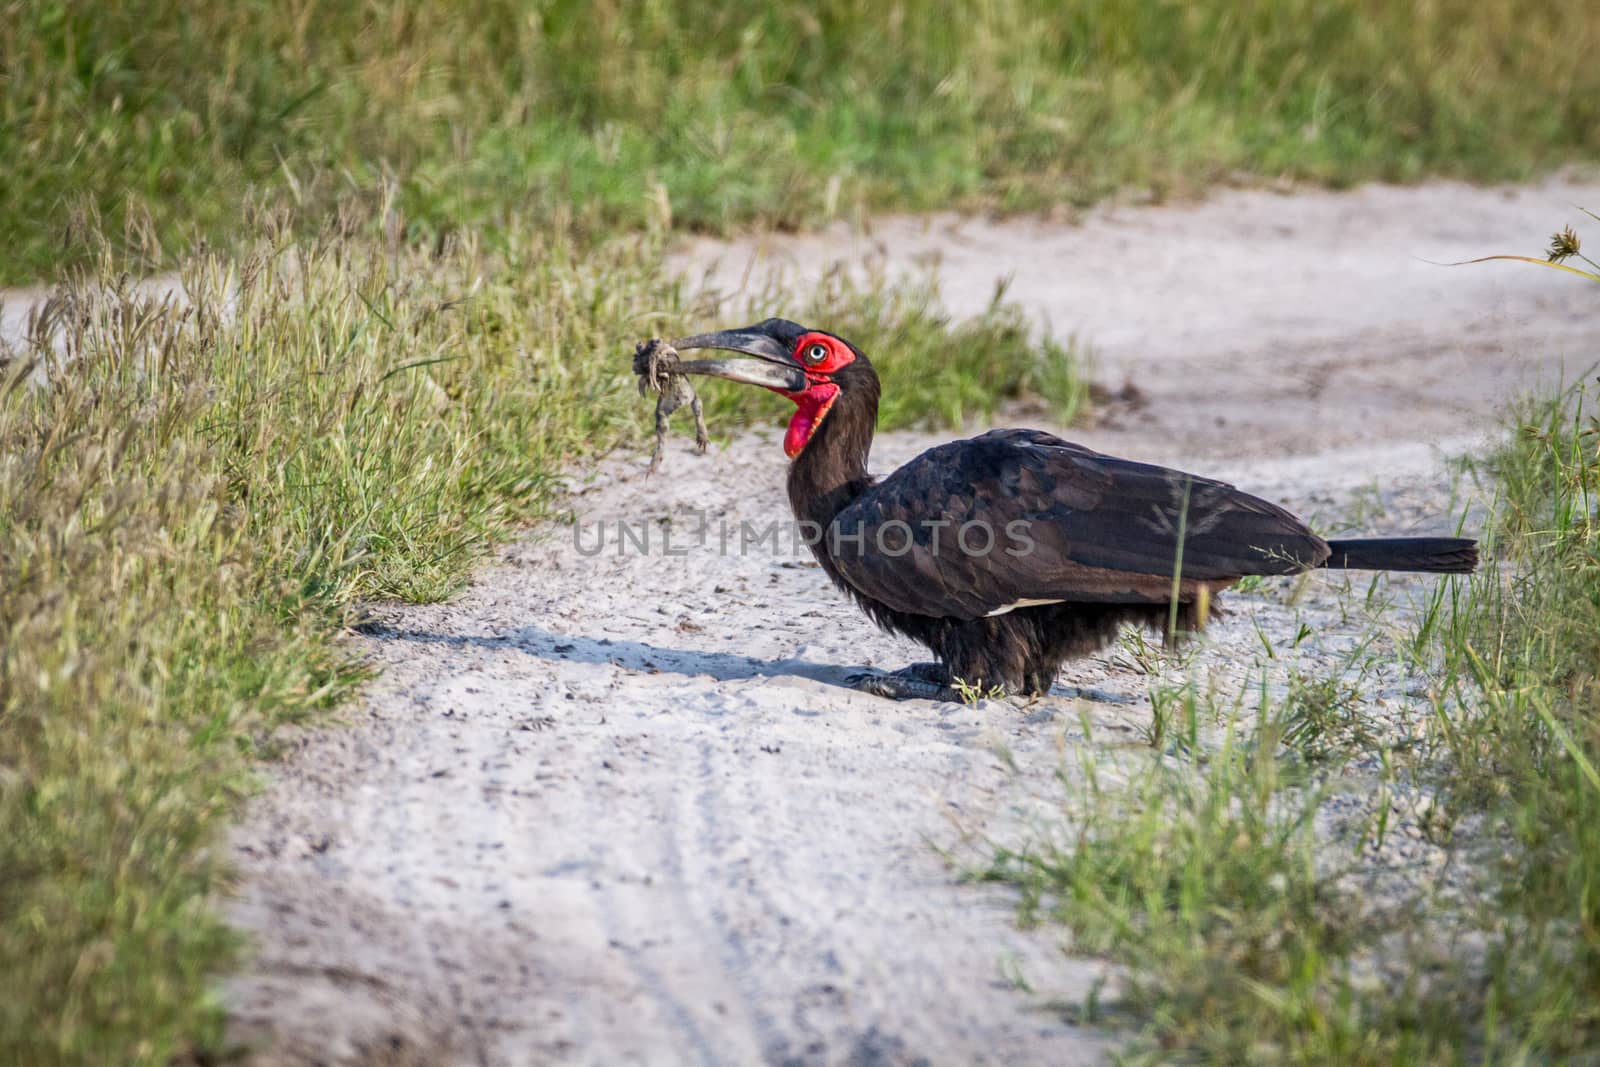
[665,318,1477,701]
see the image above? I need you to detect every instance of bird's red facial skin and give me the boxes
[778,332,852,457]
[791,332,855,376]
[783,383,839,458]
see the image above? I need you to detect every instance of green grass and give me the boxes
[6,0,1600,282]
[982,376,1600,1062]
[0,205,1084,1065]
[1405,382,1600,1059]
[6,5,1599,1060]
[983,667,1445,1064]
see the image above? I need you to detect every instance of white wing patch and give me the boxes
[985,598,1066,617]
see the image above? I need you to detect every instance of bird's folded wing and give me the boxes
[827,429,1330,620]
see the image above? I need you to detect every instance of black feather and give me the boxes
[1323,537,1478,574]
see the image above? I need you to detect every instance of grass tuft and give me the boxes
[1408,380,1600,1059]
[981,681,1421,1064]
[6,0,1600,282]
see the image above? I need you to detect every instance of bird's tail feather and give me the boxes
[1323,537,1478,574]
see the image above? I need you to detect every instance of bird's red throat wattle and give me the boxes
[782,383,840,458]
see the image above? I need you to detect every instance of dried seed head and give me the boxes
[1547,225,1581,263]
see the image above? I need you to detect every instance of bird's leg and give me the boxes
[845,662,961,702]
[1022,667,1058,698]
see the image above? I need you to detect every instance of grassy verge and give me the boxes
[6,0,1600,282]
[980,378,1600,1062]
[1408,382,1600,1058]
[0,204,1084,1064]
[983,666,1440,1064]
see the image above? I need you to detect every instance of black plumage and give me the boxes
[664,318,1478,701]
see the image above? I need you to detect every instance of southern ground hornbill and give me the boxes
[654,318,1477,701]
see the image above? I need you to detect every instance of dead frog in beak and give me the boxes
[633,338,709,475]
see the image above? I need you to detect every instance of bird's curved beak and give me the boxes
[669,329,808,394]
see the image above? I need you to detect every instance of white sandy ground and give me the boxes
[10,177,1599,1065]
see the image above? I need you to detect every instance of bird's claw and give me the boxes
[846,663,960,702]
[896,662,952,684]
[844,669,890,692]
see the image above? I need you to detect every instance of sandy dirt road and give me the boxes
[215,178,1600,1065]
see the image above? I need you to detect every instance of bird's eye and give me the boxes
[804,343,829,365]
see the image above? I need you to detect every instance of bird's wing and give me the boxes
[827,429,1330,619]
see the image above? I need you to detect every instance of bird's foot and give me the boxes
[845,662,960,702]
[897,662,952,684]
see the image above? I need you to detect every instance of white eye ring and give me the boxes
[804,342,828,365]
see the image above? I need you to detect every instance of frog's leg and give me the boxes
[690,390,709,454]
[649,395,674,475]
